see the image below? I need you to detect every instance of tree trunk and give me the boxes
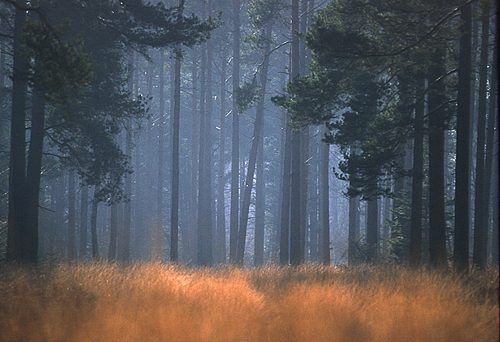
[348,194,360,265]
[79,185,89,260]
[484,15,498,264]
[108,203,118,261]
[67,169,76,260]
[155,49,166,260]
[254,128,265,266]
[7,6,28,262]
[472,1,490,268]
[279,119,292,265]
[289,0,303,266]
[454,0,472,271]
[216,52,227,264]
[170,43,182,262]
[24,77,45,263]
[428,46,448,268]
[409,77,425,267]
[91,188,99,260]
[366,194,378,263]
[319,135,330,265]
[229,0,241,263]
[197,1,214,265]
[237,24,272,265]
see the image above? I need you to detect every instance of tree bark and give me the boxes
[90,187,99,260]
[319,134,330,265]
[288,0,303,266]
[409,77,425,267]
[7,5,28,262]
[472,1,490,268]
[454,0,472,271]
[155,49,166,260]
[24,78,45,263]
[237,24,272,265]
[348,180,360,265]
[79,185,89,260]
[216,52,227,264]
[254,128,265,266]
[229,0,241,263]
[428,46,448,268]
[67,169,76,260]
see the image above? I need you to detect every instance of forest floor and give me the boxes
[0,263,497,342]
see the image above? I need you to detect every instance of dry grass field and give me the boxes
[0,263,497,342]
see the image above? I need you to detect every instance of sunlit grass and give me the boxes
[0,263,497,341]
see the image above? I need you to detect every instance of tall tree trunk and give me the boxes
[7,5,28,262]
[91,187,99,260]
[472,1,490,268]
[409,77,425,267]
[197,1,213,265]
[229,0,241,263]
[170,47,181,262]
[289,0,303,266]
[189,51,199,263]
[484,15,498,264]
[24,77,45,263]
[108,202,118,261]
[67,169,76,260]
[319,135,330,265]
[254,128,265,266]
[428,46,448,268]
[454,0,472,271]
[155,49,166,260]
[279,118,292,265]
[366,193,378,263]
[237,24,272,265]
[79,185,89,260]
[348,193,360,265]
[170,5,183,261]
[216,53,227,264]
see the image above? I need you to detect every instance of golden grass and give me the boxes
[0,263,497,342]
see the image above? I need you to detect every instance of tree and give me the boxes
[229,0,241,263]
[472,0,490,269]
[454,0,472,271]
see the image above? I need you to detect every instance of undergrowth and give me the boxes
[0,263,497,341]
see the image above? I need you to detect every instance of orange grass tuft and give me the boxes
[0,263,497,341]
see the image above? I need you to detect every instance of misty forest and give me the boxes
[0,0,498,341]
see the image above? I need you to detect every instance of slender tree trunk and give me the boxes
[79,185,89,260]
[7,6,28,262]
[319,135,330,265]
[197,2,213,265]
[484,15,498,264]
[24,78,45,263]
[289,0,303,266]
[237,24,272,265]
[348,193,360,265]
[91,188,99,260]
[366,193,378,263]
[229,0,241,263]
[428,46,448,268]
[254,128,265,266]
[409,77,425,267]
[189,51,199,263]
[216,53,227,264]
[67,169,76,260]
[279,119,292,265]
[472,1,490,268]
[108,202,118,261]
[454,0,472,271]
[155,49,166,260]
[170,45,182,262]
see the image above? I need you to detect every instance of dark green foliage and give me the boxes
[235,79,261,113]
